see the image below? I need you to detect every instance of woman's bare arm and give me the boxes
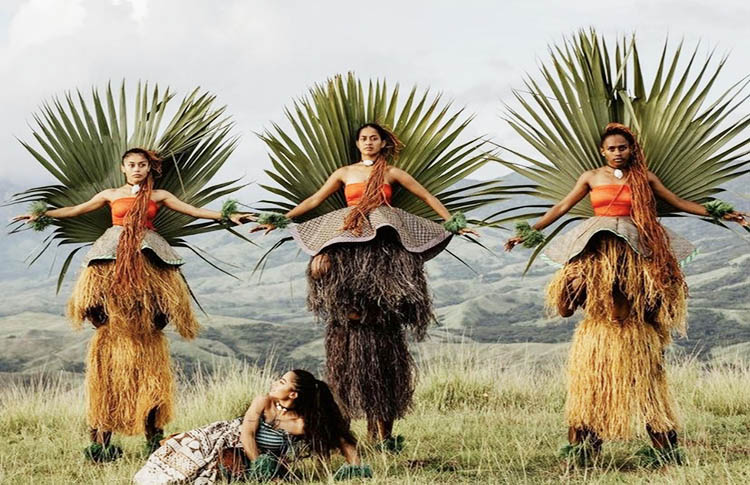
[157,190,253,225]
[648,172,747,226]
[389,167,478,235]
[12,191,111,222]
[389,167,452,220]
[252,168,346,233]
[505,172,591,251]
[648,172,710,216]
[239,396,268,461]
[286,168,346,219]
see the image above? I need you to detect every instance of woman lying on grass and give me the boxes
[134,369,371,484]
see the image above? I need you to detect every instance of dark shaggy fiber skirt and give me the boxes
[307,229,434,421]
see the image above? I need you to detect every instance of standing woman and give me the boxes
[13,148,252,460]
[254,123,476,448]
[506,123,747,463]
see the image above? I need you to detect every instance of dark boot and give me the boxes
[144,408,164,455]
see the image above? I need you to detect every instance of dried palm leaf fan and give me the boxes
[9,82,248,290]
[488,29,750,270]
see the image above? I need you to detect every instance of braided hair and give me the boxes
[599,123,686,292]
[341,123,404,235]
[114,148,163,291]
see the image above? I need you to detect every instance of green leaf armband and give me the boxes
[515,221,545,248]
[333,463,374,480]
[703,199,735,219]
[258,212,291,229]
[30,201,53,231]
[220,199,239,224]
[443,212,467,234]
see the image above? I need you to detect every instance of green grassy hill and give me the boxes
[3,345,750,484]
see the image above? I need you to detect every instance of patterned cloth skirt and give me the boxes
[133,417,295,484]
[82,226,184,266]
[543,216,697,266]
[134,417,243,484]
[289,205,452,260]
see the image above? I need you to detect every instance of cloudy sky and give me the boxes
[1,0,748,194]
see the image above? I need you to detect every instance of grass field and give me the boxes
[2,345,750,484]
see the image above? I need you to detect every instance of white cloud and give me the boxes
[8,0,85,50]
[115,0,148,23]
[0,0,748,189]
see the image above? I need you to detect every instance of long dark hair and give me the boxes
[341,123,404,235]
[114,148,162,292]
[599,123,685,292]
[290,369,355,457]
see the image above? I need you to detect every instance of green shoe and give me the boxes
[333,463,373,480]
[375,435,405,453]
[145,432,164,455]
[244,454,280,482]
[635,445,685,467]
[83,442,123,463]
[559,442,598,467]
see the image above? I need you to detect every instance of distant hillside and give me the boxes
[0,174,748,380]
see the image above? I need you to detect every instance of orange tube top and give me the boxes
[590,184,632,217]
[110,197,158,229]
[344,182,392,207]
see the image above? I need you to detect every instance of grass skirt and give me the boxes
[307,230,433,421]
[86,327,175,435]
[548,234,686,440]
[68,254,199,435]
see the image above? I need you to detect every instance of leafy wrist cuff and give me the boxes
[443,212,467,234]
[220,199,239,224]
[333,463,374,480]
[30,201,53,231]
[703,199,734,219]
[258,212,291,229]
[515,221,545,248]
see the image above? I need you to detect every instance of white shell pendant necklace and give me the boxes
[613,168,624,180]
[130,183,141,194]
[361,160,374,166]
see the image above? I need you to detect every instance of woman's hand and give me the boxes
[11,213,37,223]
[250,223,276,235]
[723,211,749,227]
[230,213,256,225]
[458,227,479,237]
[504,236,523,251]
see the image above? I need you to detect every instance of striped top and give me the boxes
[256,416,294,456]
